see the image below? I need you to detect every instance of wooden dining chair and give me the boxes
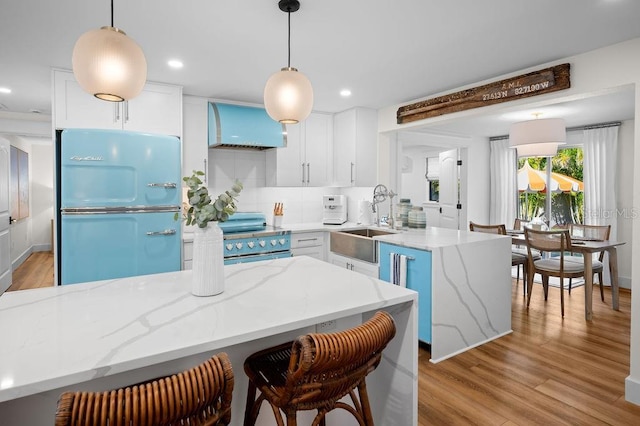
[566,223,611,301]
[243,311,396,426]
[469,221,529,293]
[55,352,234,426]
[524,228,588,317]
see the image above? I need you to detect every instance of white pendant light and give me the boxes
[72,0,147,102]
[509,115,566,157]
[264,0,313,124]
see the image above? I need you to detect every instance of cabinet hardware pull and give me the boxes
[297,238,318,242]
[306,163,310,183]
[350,162,355,183]
[124,101,130,122]
[146,229,176,236]
[147,182,177,188]
[114,103,120,122]
[301,163,305,183]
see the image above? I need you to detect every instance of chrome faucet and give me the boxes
[372,184,396,227]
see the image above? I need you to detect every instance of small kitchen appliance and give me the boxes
[323,195,348,225]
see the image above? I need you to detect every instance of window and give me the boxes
[429,180,439,202]
[517,147,583,226]
[10,146,29,221]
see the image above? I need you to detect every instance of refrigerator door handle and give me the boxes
[146,229,177,236]
[147,182,177,188]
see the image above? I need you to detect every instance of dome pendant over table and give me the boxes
[509,113,566,158]
[72,0,147,102]
[264,0,313,124]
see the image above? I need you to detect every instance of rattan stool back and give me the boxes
[243,311,396,426]
[55,352,234,426]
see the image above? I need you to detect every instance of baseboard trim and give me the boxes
[33,244,51,252]
[12,247,33,270]
[625,375,640,406]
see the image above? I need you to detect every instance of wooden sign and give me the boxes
[397,63,571,124]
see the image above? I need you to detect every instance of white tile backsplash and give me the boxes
[207,149,379,224]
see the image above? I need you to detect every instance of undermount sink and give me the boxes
[330,228,397,263]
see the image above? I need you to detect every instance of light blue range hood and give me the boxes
[208,102,287,150]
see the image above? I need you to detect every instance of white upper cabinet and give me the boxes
[333,107,377,187]
[266,112,332,187]
[53,69,182,137]
[182,96,209,183]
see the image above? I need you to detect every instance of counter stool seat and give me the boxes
[243,311,396,426]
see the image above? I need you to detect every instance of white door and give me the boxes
[0,137,12,292]
[438,149,460,229]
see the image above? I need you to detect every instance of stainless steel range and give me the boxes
[218,212,291,264]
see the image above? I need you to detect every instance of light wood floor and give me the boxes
[6,251,54,291]
[419,282,640,425]
[6,254,640,423]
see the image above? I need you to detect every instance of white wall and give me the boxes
[30,142,54,250]
[464,136,491,225]
[377,37,640,405]
[616,120,635,288]
[204,148,374,226]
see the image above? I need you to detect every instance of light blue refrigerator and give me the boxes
[58,129,181,285]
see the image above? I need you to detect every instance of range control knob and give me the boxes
[258,240,266,248]
[270,239,277,247]
[247,241,255,249]
[279,238,286,245]
[235,242,243,250]
[226,243,233,251]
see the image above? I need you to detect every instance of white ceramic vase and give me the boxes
[191,222,224,296]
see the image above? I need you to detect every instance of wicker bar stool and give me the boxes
[55,352,234,426]
[243,311,396,426]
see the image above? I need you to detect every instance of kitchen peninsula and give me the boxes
[376,227,512,362]
[0,256,417,425]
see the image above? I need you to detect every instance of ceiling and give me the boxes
[1,0,639,137]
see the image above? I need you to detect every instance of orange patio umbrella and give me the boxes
[517,161,584,193]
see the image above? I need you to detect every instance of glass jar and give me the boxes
[408,206,426,228]
[396,199,412,228]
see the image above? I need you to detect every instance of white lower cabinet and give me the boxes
[182,241,193,270]
[329,252,379,278]
[291,231,326,261]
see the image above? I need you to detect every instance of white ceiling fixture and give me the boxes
[71,0,147,102]
[0,87,11,94]
[168,59,184,69]
[263,0,313,124]
[340,89,352,97]
[509,114,566,158]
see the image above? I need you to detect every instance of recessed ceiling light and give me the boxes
[0,87,11,94]
[168,60,184,69]
[340,89,352,97]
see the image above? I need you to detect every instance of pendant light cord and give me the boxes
[110,0,114,27]
[287,8,291,68]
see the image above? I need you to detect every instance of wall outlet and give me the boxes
[316,319,337,333]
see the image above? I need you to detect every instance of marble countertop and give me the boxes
[374,226,510,251]
[0,256,416,403]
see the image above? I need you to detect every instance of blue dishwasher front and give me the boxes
[379,242,432,343]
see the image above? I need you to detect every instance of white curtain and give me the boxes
[490,139,517,227]
[583,126,618,233]
[583,126,618,283]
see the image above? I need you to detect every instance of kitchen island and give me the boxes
[0,256,417,425]
[376,226,512,363]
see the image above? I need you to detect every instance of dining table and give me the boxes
[509,230,625,321]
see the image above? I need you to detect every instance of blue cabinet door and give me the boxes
[379,242,432,343]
